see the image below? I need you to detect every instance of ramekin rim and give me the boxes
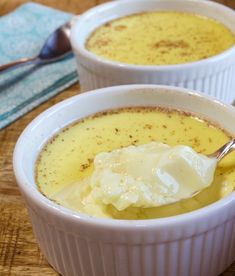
[13,84,235,229]
[70,0,235,72]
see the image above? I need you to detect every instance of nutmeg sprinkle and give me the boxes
[86,11,235,65]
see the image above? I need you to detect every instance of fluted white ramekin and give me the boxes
[13,85,235,276]
[71,0,235,104]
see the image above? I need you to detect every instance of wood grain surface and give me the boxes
[0,0,235,275]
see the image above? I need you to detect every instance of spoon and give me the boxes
[0,20,73,73]
[208,138,235,161]
[157,139,235,204]
[186,138,235,199]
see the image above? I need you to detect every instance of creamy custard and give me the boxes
[82,142,217,210]
[36,107,235,219]
[86,11,235,65]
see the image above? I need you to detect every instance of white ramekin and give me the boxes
[13,84,235,276]
[71,0,235,104]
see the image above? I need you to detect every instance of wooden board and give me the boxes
[0,0,235,275]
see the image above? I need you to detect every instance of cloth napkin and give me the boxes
[0,3,78,129]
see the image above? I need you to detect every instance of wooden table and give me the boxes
[0,0,235,275]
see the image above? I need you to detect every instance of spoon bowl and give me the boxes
[39,21,72,62]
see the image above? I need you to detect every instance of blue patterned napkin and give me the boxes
[0,3,78,129]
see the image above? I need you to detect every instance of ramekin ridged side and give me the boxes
[25,195,235,276]
[71,0,235,104]
[77,62,235,103]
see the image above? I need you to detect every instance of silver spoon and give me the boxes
[185,138,235,199]
[0,20,73,73]
[208,138,235,161]
[158,139,235,204]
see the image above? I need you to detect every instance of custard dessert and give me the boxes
[36,107,235,219]
[86,11,235,65]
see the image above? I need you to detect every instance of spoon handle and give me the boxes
[0,56,40,73]
[208,139,235,161]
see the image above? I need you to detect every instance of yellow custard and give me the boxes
[86,11,235,65]
[36,107,235,219]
